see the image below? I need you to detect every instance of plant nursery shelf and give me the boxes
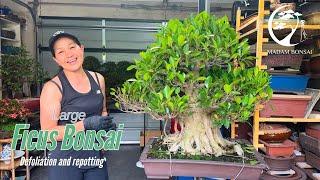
[0,16,19,25]
[259,117,320,123]
[0,36,18,42]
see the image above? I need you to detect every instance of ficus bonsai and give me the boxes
[112,12,272,157]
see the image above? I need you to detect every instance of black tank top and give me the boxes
[49,70,104,169]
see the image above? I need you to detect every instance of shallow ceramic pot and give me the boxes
[140,138,267,180]
[299,133,320,157]
[305,150,320,171]
[270,74,309,94]
[263,154,295,171]
[259,124,292,143]
[264,139,296,158]
[259,166,307,180]
[262,54,303,69]
[260,94,312,118]
[306,127,320,139]
[18,97,40,112]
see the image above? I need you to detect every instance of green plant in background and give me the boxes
[0,46,48,98]
[82,56,136,98]
[100,61,135,94]
[33,60,49,85]
[112,12,272,156]
[83,56,101,72]
[0,99,31,133]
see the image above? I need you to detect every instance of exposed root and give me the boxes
[163,110,243,157]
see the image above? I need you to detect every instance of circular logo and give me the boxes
[268,5,303,47]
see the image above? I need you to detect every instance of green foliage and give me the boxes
[0,47,48,94]
[112,12,272,126]
[202,66,272,127]
[83,56,101,71]
[100,61,136,92]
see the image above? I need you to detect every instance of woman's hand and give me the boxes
[83,116,116,131]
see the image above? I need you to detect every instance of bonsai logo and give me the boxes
[268,5,306,47]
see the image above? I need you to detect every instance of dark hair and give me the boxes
[49,31,81,57]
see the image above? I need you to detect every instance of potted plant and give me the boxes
[112,12,272,179]
[0,47,34,98]
[0,99,31,139]
[0,47,48,113]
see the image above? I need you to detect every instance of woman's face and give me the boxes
[53,37,84,72]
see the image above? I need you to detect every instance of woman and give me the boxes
[40,31,115,180]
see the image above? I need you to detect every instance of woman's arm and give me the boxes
[40,81,84,141]
[96,73,108,116]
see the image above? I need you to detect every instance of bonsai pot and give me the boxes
[294,154,305,163]
[306,126,320,139]
[310,54,320,74]
[140,138,267,180]
[299,133,320,157]
[262,54,303,69]
[264,140,296,158]
[260,94,312,118]
[247,132,295,157]
[305,150,320,171]
[269,75,309,94]
[259,123,292,143]
[19,97,40,112]
[263,154,295,171]
[259,166,306,180]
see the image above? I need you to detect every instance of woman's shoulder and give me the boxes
[42,76,62,94]
[88,70,104,82]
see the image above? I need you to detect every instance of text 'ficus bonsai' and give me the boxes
[111,12,272,157]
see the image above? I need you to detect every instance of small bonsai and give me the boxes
[0,46,48,98]
[112,12,272,157]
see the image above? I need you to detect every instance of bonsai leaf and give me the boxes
[223,84,232,94]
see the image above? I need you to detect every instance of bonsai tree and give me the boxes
[0,46,48,98]
[112,12,272,157]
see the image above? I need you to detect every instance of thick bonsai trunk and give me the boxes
[163,111,243,157]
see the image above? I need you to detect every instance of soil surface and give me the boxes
[147,138,259,165]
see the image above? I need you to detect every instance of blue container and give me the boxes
[270,74,309,93]
[174,176,194,180]
[0,6,12,15]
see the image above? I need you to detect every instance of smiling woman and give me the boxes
[40,31,116,180]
